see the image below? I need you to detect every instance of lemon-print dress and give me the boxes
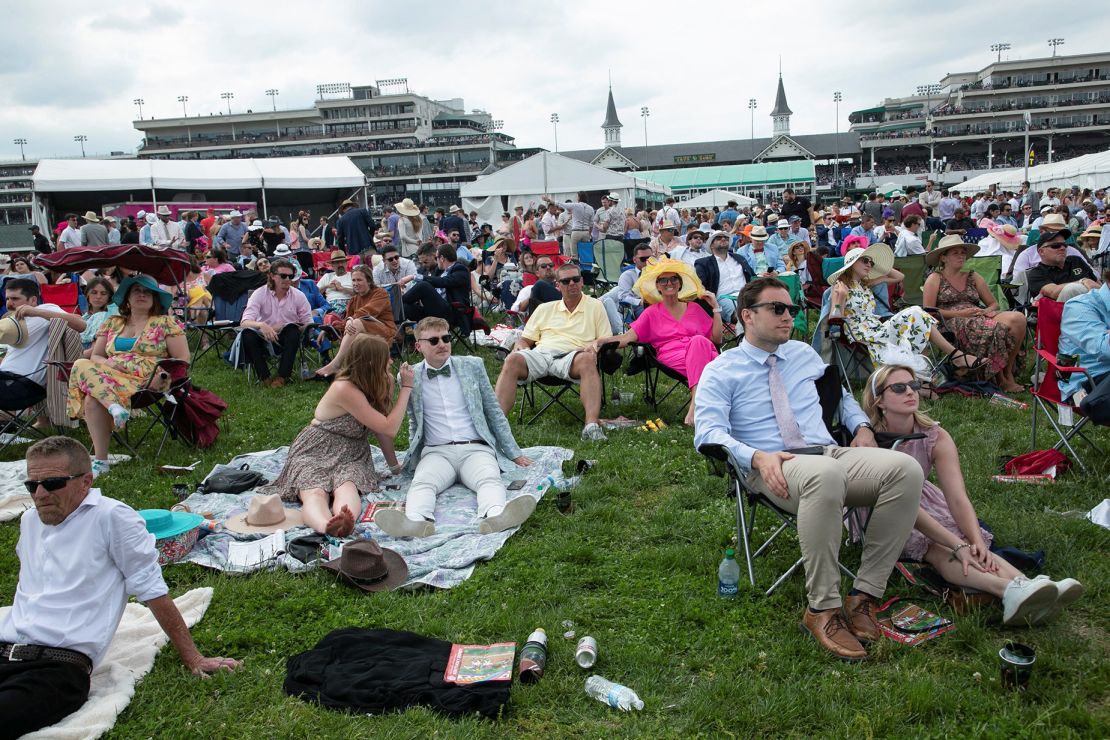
[843,284,937,364]
[67,315,184,418]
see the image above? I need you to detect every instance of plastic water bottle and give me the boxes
[585,676,644,711]
[718,548,740,598]
[518,628,548,684]
[536,475,571,493]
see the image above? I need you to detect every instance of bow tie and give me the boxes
[427,365,451,379]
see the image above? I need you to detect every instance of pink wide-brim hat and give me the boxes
[979,218,1023,248]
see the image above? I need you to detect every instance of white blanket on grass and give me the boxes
[0,455,131,523]
[0,588,213,740]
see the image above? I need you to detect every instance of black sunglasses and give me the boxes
[558,276,582,285]
[419,334,452,346]
[274,272,297,280]
[656,276,682,286]
[748,301,801,317]
[1041,242,1066,250]
[882,380,922,395]
[860,257,875,267]
[536,262,554,269]
[23,473,83,493]
[386,255,400,262]
[634,256,651,263]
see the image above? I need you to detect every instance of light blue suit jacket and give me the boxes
[404,355,522,473]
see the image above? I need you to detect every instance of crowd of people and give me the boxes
[3,175,1108,732]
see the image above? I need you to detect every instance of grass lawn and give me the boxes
[1,336,1107,738]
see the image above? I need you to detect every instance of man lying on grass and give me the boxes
[0,437,240,736]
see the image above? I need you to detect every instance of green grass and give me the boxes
[2,338,1108,739]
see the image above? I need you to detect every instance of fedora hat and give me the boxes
[394,198,419,217]
[926,235,980,266]
[829,243,895,282]
[321,539,408,592]
[113,274,173,310]
[329,249,348,262]
[635,257,706,305]
[272,244,292,258]
[156,205,173,217]
[448,204,461,213]
[82,210,101,223]
[607,192,620,202]
[658,218,680,232]
[224,494,304,534]
[1080,224,1103,241]
[1040,213,1067,231]
[339,199,358,209]
[228,209,243,218]
[748,224,769,242]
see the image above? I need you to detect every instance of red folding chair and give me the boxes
[529,240,568,267]
[40,283,80,314]
[1029,298,1106,472]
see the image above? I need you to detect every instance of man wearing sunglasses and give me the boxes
[1026,229,1099,302]
[402,244,472,323]
[372,244,418,292]
[0,437,239,735]
[374,317,536,538]
[239,258,313,387]
[495,263,613,442]
[600,243,653,333]
[694,277,923,662]
[695,231,753,324]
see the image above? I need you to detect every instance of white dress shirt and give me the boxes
[59,226,82,249]
[716,255,747,296]
[0,489,168,666]
[894,228,924,257]
[1,303,63,385]
[421,359,481,446]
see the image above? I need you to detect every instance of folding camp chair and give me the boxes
[962,254,1005,308]
[1029,298,1106,473]
[0,374,48,455]
[698,365,923,596]
[112,359,195,460]
[893,254,927,308]
[591,238,628,291]
[39,283,81,314]
[513,345,619,426]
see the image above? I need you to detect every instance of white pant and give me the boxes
[406,443,505,521]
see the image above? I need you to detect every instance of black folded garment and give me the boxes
[284,628,510,719]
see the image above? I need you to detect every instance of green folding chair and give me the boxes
[593,238,626,290]
[962,255,1004,307]
[777,272,808,338]
[893,254,927,307]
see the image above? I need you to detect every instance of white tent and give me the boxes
[675,189,756,209]
[953,148,1110,194]
[460,151,670,225]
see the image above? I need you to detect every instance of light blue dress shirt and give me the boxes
[737,242,786,273]
[693,339,868,473]
[1059,284,1110,399]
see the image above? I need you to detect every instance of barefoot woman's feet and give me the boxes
[325,505,356,537]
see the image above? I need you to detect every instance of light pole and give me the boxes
[177,95,188,117]
[990,42,1010,62]
[748,99,757,160]
[221,91,234,114]
[1023,111,1032,184]
[640,107,650,146]
[266,89,279,112]
[550,113,559,152]
[833,92,842,192]
[13,138,27,161]
[1048,38,1064,57]
[917,84,941,177]
[74,135,87,158]
[133,98,145,120]
[484,119,503,169]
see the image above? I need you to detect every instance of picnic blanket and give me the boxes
[0,454,131,522]
[179,445,574,589]
[1,587,214,740]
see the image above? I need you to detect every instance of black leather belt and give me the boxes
[436,440,487,446]
[0,643,92,674]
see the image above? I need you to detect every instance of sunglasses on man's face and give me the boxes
[558,276,582,285]
[748,301,801,317]
[23,473,83,493]
[634,256,651,263]
[537,262,554,269]
[386,256,400,262]
[274,272,297,280]
[882,380,922,395]
[419,334,452,346]
[1041,242,1066,250]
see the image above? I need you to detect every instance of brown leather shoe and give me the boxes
[266,376,286,388]
[800,607,867,662]
[843,593,882,644]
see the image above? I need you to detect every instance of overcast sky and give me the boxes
[0,0,1103,162]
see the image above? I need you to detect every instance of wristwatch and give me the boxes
[855,422,874,434]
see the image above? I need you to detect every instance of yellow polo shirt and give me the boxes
[523,295,612,353]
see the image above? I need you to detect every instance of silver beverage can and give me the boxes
[575,636,598,669]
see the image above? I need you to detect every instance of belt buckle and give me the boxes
[5,643,28,661]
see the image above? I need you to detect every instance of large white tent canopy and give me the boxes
[32,156,365,192]
[675,189,756,209]
[461,152,670,225]
[953,149,1110,194]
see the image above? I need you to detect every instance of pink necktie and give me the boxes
[766,354,808,449]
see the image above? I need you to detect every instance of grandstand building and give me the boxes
[0,160,36,246]
[133,81,537,209]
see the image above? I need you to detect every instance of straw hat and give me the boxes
[156,205,173,217]
[394,198,419,217]
[1079,224,1103,242]
[224,494,304,534]
[82,210,101,223]
[329,249,348,263]
[748,224,769,242]
[1040,213,1067,231]
[926,234,980,266]
[829,243,895,282]
[321,539,408,593]
[658,218,680,232]
[634,257,706,305]
[981,219,1023,249]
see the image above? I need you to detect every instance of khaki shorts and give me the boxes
[517,347,580,383]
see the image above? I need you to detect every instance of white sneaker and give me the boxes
[1029,578,1085,625]
[479,495,537,535]
[581,423,608,442]
[1002,576,1058,626]
[373,509,435,538]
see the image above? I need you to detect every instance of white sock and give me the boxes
[482,504,505,519]
[107,403,129,428]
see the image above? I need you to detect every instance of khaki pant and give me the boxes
[563,230,591,260]
[746,446,923,610]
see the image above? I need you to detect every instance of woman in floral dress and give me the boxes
[67,275,189,478]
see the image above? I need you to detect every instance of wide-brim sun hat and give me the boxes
[394,198,419,217]
[926,234,980,266]
[635,257,706,305]
[224,494,305,534]
[980,218,1023,249]
[321,539,408,593]
[140,508,204,565]
[1080,224,1103,241]
[829,243,895,283]
[113,274,173,310]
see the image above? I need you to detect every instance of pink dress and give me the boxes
[630,302,718,387]
[900,424,994,561]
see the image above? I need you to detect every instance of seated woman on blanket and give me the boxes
[67,275,188,479]
[593,258,722,426]
[862,364,1083,625]
[830,241,978,373]
[314,265,396,379]
[260,335,411,537]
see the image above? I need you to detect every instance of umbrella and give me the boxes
[32,244,192,286]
